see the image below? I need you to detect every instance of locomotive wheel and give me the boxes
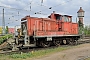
[40,41,51,48]
[69,39,74,45]
[68,39,78,45]
[53,40,60,46]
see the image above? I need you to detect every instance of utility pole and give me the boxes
[2,8,5,35]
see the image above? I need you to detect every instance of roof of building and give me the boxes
[77,7,85,13]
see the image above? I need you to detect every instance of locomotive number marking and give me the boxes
[47,37,52,41]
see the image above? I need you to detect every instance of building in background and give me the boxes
[0,27,2,34]
[77,7,85,34]
[8,28,15,34]
[0,26,15,34]
[77,7,85,26]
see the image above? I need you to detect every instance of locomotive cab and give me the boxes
[48,11,72,22]
[49,12,72,32]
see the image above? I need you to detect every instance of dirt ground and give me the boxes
[28,43,90,60]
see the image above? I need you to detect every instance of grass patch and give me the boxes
[10,47,69,59]
[0,46,71,60]
[85,58,90,60]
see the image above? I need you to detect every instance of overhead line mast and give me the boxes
[2,8,5,35]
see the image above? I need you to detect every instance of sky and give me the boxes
[0,0,89,27]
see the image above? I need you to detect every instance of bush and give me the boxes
[0,34,13,45]
[0,38,4,44]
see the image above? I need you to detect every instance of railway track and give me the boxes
[78,36,90,44]
[0,36,90,54]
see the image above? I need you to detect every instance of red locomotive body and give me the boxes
[18,12,80,47]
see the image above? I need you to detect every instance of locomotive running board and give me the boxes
[34,34,80,38]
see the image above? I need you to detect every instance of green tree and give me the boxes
[78,20,83,34]
[83,25,90,35]
[6,26,8,34]
[78,20,83,28]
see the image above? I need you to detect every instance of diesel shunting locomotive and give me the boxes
[15,11,80,48]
